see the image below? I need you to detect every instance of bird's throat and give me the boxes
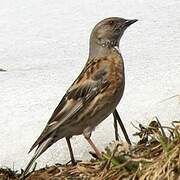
[89,40,120,60]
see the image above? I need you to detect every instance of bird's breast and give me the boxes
[106,52,125,96]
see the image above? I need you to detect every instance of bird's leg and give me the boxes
[66,137,76,165]
[85,138,102,159]
[113,109,131,145]
[113,114,119,140]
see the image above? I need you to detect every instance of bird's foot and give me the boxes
[65,159,82,166]
[89,151,102,160]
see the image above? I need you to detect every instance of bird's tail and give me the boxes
[21,137,53,179]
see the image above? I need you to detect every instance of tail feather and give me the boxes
[21,137,53,178]
[21,153,37,178]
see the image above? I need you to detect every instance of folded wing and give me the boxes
[29,60,110,153]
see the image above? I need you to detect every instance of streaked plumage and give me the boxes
[22,17,137,177]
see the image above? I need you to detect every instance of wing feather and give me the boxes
[29,60,110,153]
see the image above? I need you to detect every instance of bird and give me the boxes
[22,17,137,177]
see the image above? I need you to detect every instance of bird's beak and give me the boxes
[124,19,138,27]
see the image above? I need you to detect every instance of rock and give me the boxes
[0,68,6,72]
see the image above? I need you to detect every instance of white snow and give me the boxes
[0,0,180,170]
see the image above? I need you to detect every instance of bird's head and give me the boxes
[90,17,138,48]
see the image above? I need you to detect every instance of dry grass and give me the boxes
[0,119,179,180]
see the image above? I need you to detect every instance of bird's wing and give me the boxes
[29,59,110,153]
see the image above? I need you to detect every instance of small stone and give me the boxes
[0,68,6,72]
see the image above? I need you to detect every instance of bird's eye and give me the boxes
[109,21,114,25]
